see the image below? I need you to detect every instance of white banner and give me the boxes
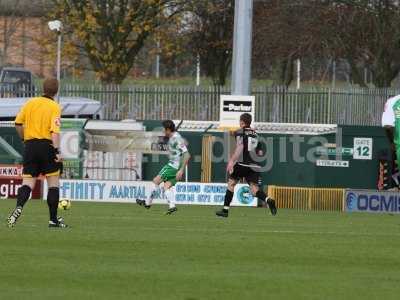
[43,180,258,207]
[316,159,349,168]
[220,95,255,128]
[60,131,80,159]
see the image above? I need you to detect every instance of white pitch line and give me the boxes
[2,224,399,238]
[139,226,400,237]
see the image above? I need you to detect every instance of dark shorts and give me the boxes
[229,163,261,185]
[23,139,62,177]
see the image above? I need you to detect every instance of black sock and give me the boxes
[223,190,234,210]
[256,190,267,203]
[47,187,59,223]
[16,185,32,208]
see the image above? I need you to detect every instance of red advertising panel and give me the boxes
[0,165,42,199]
[0,178,42,199]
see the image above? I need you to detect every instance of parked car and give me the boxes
[0,67,36,97]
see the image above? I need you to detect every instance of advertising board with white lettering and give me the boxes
[0,178,42,199]
[44,180,257,207]
[345,189,400,214]
[219,95,255,128]
[0,164,42,199]
[0,164,23,178]
[316,160,349,168]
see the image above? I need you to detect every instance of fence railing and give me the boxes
[1,84,398,125]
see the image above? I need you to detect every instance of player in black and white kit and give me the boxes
[216,113,277,217]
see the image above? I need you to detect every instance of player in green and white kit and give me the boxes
[382,95,400,186]
[136,120,190,214]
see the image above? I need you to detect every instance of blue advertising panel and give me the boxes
[345,190,400,213]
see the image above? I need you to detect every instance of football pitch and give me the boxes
[0,200,400,300]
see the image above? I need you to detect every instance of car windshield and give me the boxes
[1,70,30,84]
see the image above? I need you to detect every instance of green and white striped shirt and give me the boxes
[167,132,188,169]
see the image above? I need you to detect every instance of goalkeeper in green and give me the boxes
[382,95,400,187]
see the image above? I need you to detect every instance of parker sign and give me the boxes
[345,190,400,214]
[220,95,255,128]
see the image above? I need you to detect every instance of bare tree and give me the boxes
[0,0,24,65]
[253,0,326,86]
[185,0,234,87]
[326,0,400,87]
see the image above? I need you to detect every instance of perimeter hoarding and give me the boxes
[43,180,258,207]
[345,189,400,214]
[0,164,42,199]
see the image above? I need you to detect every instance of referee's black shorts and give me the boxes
[22,139,62,178]
[229,163,261,185]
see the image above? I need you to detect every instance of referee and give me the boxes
[7,78,67,228]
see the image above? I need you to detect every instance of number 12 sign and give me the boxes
[353,138,373,160]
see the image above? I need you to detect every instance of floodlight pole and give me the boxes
[57,33,61,83]
[49,20,63,102]
[231,0,253,96]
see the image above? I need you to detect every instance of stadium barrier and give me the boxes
[267,185,345,211]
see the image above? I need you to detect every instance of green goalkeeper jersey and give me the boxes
[167,132,188,169]
[382,95,400,147]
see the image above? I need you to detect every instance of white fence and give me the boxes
[1,84,396,125]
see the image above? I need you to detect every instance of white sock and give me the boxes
[165,186,176,209]
[146,182,158,206]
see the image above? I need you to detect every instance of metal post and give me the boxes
[332,60,336,89]
[57,33,61,82]
[296,59,301,90]
[364,67,368,85]
[231,0,253,95]
[156,41,160,79]
[56,33,61,102]
[196,54,200,86]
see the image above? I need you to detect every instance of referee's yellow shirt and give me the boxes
[15,96,61,141]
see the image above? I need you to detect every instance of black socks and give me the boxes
[16,185,32,208]
[256,190,267,202]
[223,190,234,210]
[47,187,60,223]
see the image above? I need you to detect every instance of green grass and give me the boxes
[1,200,400,300]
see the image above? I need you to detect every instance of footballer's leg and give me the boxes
[136,175,162,209]
[164,181,177,215]
[7,177,36,227]
[216,178,237,218]
[7,145,37,227]
[249,183,277,216]
[216,163,242,218]
[46,174,68,228]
